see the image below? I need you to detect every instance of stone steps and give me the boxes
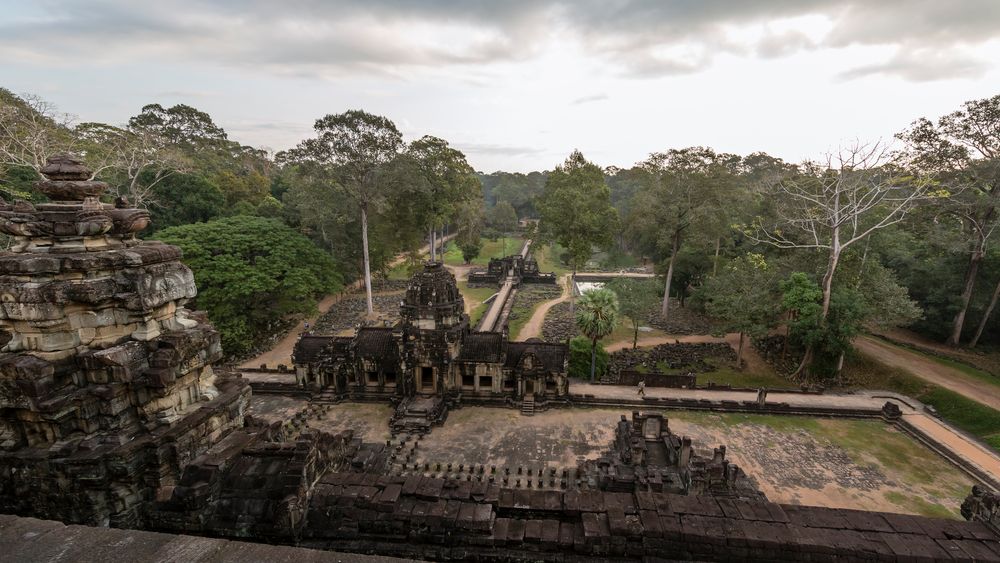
[521,394,535,416]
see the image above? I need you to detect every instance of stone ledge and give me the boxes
[0,514,415,563]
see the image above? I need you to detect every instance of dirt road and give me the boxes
[515,274,570,341]
[855,336,1000,411]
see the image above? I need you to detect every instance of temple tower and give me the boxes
[397,262,468,395]
[0,154,248,527]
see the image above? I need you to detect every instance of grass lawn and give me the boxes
[532,243,571,276]
[457,281,497,326]
[599,316,665,346]
[443,236,526,267]
[669,411,970,518]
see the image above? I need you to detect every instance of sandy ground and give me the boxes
[855,336,1000,410]
[516,274,570,341]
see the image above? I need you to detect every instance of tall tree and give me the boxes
[626,147,737,319]
[282,110,403,315]
[605,277,659,349]
[489,200,518,257]
[407,135,480,262]
[897,94,1000,347]
[575,288,619,383]
[698,254,780,369]
[537,150,619,311]
[750,143,933,375]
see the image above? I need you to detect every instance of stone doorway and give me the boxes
[525,380,534,394]
[420,367,434,393]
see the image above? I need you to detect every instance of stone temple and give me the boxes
[5,156,1000,561]
[0,155,248,527]
[292,262,569,432]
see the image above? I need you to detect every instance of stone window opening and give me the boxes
[367,371,379,385]
[461,374,475,388]
[384,371,396,385]
[478,375,492,390]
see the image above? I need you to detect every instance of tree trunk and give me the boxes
[430,228,436,262]
[569,266,577,315]
[794,233,840,379]
[970,275,1000,348]
[661,231,680,317]
[590,338,597,383]
[736,331,745,370]
[361,205,374,315]
[948,245,984,347]
[632,321,639,350]
[712,237,721,278]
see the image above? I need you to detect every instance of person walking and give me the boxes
[637,380,646,398]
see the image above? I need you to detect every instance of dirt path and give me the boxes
[516,274,570,341]
[239,235,453,369]
[875,327,1000,376]
[855,336,1000,411]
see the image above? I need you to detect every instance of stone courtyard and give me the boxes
[246,395,975,518]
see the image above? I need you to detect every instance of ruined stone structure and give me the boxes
[143,420,1000,561]
[0,155,248,527]
[293,263,569,432]
[580,412,763,499]
[468,254,557,286]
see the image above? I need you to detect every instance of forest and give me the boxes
[1,87,998,375]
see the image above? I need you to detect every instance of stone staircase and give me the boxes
[521,393,535,416]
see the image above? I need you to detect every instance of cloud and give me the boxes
[571,93,608,105]
[0,1,998,81]
[453,142,546,157]
[838,48,990,82]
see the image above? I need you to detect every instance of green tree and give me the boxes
[537,150,619,310]
[489,200,518,256]
[605,277,659,349]
[454,199,485,263]
[751,143,934,376]
[407,135,481,261]
[281,110,404,315]
[897,94,1000,347]
[156,215,342,356]
[568,336,609,380]
[575,288,619,383]
[626,147,738,319]
[698,254,780,369]
[146,171,225,232]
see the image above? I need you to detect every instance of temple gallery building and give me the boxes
[293,263,569,403]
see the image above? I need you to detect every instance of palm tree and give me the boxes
[576,288,619,383]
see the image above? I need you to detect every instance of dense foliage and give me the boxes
[3,85,1000,374]
[157,216,342,356]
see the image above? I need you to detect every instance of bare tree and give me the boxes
[0,90,78,175]
[750,142,935,375]
[76,122,190,207]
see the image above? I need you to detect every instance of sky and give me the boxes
[2,1,1000,172]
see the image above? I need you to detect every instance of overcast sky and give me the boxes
[2,1,999,172]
